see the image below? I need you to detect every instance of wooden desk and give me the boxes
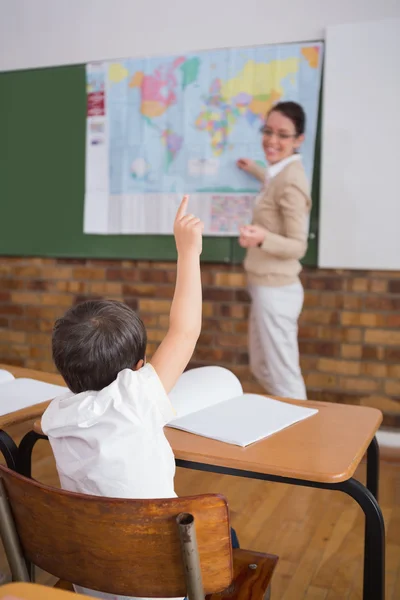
[1,365,385,600]
[0,582,83,599]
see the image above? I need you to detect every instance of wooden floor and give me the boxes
[1,421,400,599]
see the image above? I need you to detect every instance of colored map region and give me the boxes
[103,43,323,195]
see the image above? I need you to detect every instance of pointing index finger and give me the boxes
[175,195,189,221]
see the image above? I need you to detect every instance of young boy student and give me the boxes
[42,196,238,600]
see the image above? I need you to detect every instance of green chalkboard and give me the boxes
[0,64,320,265]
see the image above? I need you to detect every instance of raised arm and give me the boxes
[150,196,203,393]
[237,158,266,183]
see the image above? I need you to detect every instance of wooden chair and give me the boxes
[0,463,278,600]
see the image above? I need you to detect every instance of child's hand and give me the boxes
[174,195,204,256]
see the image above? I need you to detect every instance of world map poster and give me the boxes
[84,42,323,235]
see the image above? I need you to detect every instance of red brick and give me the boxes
[303,292,321,308]
[25,279,50,291]
[318,358,361,376]
[361,363,388,378]
[341,312,385,327]
[1,279,25,290]
[107,268,139,282]
[386,314,400,327]
[339,377,379,393]
[362,345,384,361]
[303,275,343,291]
[202,319,233,334]
[194,348,236,363]
[139,299,170,313]
[384,347,400,362]
[341,344,362,359]
[299,341,339,357]
[203,288,234,302]
[218,334,247,348]
[365,329,400,346]
[214,272,246,287]
[388,280,400,294]
[197,333,215,346]
[10,318,41,332]
[305,373,337,388]
[141,270,172,284]
[300,309,339,325]
[122,284,157,297]
[219,304,249,319]
[11,292,42,305]
[73,267,105,280]
[342,295,363,310]
[41,294,73,307]
[365,296,400,311]
[385,380,400,397]
[298,325,319,339]
[0,304,24,316]
[233,321,248,334]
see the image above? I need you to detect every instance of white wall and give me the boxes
[1,0,400,72]
[319,18,400,270]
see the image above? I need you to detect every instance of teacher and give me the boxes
[237,101,311,400]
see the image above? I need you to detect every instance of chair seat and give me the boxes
[55,548,278,599]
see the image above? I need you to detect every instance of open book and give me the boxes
[0,369,67,417]
[168,366,318,447]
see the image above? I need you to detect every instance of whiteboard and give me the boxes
[319,18,400,270]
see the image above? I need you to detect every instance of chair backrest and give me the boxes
[0,464,233,597]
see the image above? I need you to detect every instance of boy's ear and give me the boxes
[134,359,145,371]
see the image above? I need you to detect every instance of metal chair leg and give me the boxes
[177,513,205,600]
[0,478,30,582]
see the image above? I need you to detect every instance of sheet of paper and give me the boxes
[168,394,318,447]
[168,366,243,418]
[0,378,67,416]
[0,369,15,385]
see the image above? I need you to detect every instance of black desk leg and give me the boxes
[0,430,18,470]
[340,477,385,600]
[175,460,386,600]
[366,436,380,501]
[17,431,47,478]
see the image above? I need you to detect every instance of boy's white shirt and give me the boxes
[42,364,182,600]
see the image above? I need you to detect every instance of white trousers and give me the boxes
[248,282,307,400]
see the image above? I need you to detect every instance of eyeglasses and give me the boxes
[260,126,297,141]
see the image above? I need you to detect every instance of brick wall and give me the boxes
[1,256,400,428]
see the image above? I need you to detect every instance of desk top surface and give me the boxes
[1,364,382,483]
[0,583,83,599]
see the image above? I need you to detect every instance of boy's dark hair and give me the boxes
[269,101,306,136]
[52,299,147,394]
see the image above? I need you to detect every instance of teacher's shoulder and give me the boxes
[278,160,310,194]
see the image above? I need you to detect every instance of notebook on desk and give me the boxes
[0,369,67,416]
[168,366,318,447]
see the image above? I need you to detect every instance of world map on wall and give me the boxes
[104,43,322,196]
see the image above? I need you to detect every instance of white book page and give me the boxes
[0,378,67,416]
[168,394,318,447]
[0,369,15,385]
[168,366,243,418]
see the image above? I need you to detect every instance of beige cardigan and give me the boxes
[244,160,311,287]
